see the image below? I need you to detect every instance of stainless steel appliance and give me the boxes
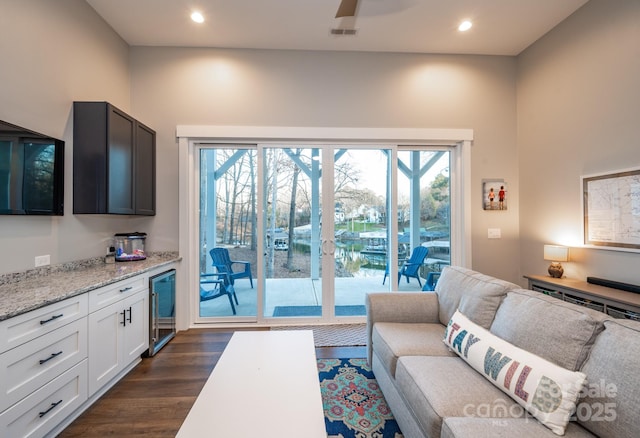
[147,269,176,356]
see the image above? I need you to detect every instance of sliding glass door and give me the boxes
[199,147,258,320]
[262,147,323,318]
[261,145,397,320]
[197,143,452,323]
[327,148,392,318]
[396,149,452,283]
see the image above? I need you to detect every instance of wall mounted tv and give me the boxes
[0,119,64,215]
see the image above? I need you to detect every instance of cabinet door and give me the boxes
[88,303,123,396]
[107,106,135,214]
[73,101,108,214]
[134,122,156,215]
[122,290,149,363]
[0,318,87,412]
[0,361,88,438]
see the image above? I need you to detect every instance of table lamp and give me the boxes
[544,245,569,278]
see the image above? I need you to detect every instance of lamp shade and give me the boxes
[544,245,569,262]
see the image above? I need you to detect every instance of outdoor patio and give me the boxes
[199,274,428,319]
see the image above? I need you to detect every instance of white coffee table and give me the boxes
[176,330,326,437]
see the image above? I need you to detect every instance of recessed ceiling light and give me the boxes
[191,11,205,24]
[458,20,472,32]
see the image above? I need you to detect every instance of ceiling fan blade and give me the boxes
[335,0,358,18]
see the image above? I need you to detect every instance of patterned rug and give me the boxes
[318,358,403,438]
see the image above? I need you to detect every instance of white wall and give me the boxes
[1,0,523,284]
[0,0,140,275]
[517,0,640,285]
[130,48,521,282]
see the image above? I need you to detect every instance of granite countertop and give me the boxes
[0,252,180,321]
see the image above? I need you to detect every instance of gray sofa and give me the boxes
[366,265,640,438]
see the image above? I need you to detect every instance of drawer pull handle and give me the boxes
[39,351,63,365]
[39,399,63,418]
[40,314,63,325]
[120,286,133,293]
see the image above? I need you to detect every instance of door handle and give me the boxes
[120,310,127,326]
[39,351,63,365]
[326,240,336,255]
[126,306,133,324]
[321,240,336,255]
[39,400,63,418]
[40,314,63,325]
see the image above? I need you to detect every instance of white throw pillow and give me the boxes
[443,310,586,436]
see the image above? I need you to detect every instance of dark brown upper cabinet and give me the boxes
[73,102,156,215]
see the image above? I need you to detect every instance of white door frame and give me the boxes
[176,126,473,330]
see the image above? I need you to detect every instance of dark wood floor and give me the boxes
[58,329,366,437]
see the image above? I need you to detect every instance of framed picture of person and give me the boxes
[483,179,507,211]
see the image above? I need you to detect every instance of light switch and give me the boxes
[488,228,501,239]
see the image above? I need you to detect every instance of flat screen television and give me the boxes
[0,119,64,215]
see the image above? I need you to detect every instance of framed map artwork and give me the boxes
[582,168,640,252]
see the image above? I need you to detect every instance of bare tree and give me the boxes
[287,149,302,269]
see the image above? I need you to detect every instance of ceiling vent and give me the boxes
[330,28,358,36]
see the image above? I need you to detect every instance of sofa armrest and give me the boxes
[365,292,440,364]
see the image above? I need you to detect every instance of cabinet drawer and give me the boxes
[0,295,88,354]
[563,294,605,312]
[0,360,87,438]
[88,276,147,312]
[531,284,563,300]
[0,318,87,413]
[606,305,640,321]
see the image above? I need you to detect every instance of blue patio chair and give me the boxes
[398,246,429,287]
[209,247,254,288]
[199,272,238,315]
[421,271,441,291]
[382,246,429,287]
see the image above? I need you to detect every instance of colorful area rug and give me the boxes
[318,358,403,438]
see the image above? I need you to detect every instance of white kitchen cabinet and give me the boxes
[0,294,87,355]
[88,286,149,396]
[0,256,176,437]
[0,361,87,438]
[0,318,87,413]
[88,275,146,312]
[0,295,88,438]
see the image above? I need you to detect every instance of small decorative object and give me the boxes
[482,179,507,210]
[544,245,569,278]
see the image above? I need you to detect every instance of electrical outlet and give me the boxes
[35,255,51,267]
[488,228,501,239]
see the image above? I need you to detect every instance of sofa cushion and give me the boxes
[578,318,640,438]
[444,311,587,436]
[490,288,606,371]
[435,266,518,329]
[396,356,525,438]
[441,417,596,438]
[372,322,456,377]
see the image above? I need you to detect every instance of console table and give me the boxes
[524,274,640,320]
